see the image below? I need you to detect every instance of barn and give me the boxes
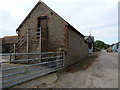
[11,1,94,67]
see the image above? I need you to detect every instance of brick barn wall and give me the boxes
[16,2,67,61]
[64,27,89,67]
[17,2,67,53]
[16,2,89,65]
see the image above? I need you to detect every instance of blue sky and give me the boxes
[0,0,119,44]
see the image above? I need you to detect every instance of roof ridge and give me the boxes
[39,0,43,2]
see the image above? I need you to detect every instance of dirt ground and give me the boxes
[37,52,118,88]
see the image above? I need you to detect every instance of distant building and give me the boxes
[1,36,18,53]
[118,42,120,53]
[112,42,120,53]
[0,38,2,53]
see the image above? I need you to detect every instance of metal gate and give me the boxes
[0,52,64,88]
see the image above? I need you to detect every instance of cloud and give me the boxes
[0,0,38,20]
[0,0,119,44]
[43,0,118,44]
[0,0,38,37]
[0,9,18,37]
[43,0,119,3]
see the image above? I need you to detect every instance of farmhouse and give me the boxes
[11,1,94,67]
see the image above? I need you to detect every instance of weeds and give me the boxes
[65,53,99,73]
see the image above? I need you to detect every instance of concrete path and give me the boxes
[44,52,118,88]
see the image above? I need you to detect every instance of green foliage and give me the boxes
[94,40,110,51]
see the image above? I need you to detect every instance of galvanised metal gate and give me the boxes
[0,52,64,88]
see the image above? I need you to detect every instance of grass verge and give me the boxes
[65,52,99,73]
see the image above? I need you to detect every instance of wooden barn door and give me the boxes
[37,16,48,52]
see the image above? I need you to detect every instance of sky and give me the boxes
[0,0,119,44]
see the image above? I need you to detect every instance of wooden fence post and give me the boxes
[14,43,16,61]
[39,27,41,62]
[27,29,29,64]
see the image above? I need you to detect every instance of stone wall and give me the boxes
[64,26,89,67]
[16,2,67,62]
[17,2,67,54]
[16,2,89,66]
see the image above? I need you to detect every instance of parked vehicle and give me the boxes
[106,48,112,52]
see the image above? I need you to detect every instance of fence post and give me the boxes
[14,43,16,61]
[63,52,65,68]
[39,27,41,62]
[27,29,29,64]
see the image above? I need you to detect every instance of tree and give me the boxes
[94,40,110,51]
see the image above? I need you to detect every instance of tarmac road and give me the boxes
[45,52,118,88]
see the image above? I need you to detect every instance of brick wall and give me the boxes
[16,2,67,61]
[16,2,89,66]
[17,2,67,54]
[64,26,89,67]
